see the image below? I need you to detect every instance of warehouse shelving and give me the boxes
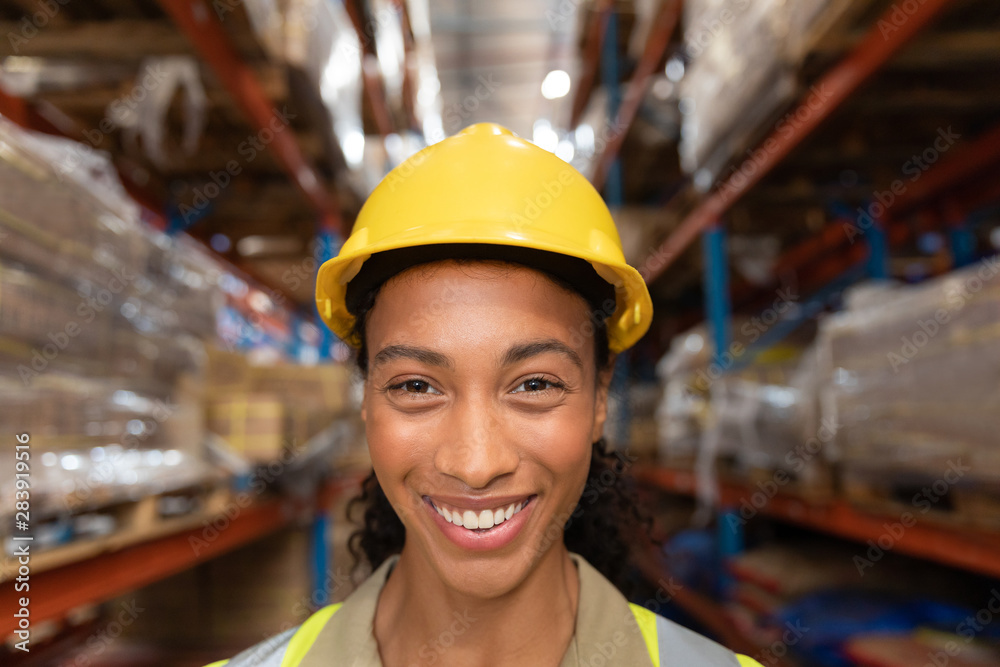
[639,0,958,285]
[155,0,345,236]
[593,0,1000,660]
[0,476,360,637]
[634,465,1000,581]
[632,542,797,667]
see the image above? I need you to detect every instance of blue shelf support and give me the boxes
[310,509,331,609]
[949,223,976,269]
[701,223,739,593]
[601,8,623,208]
[314,227,342,361]
[701,224,733,361]
[865,206,889,279]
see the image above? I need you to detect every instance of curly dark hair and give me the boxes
[344,255,652,593]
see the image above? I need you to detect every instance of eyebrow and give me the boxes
[500,339,584,373]
[372,344,454,371]
[370,338,584,374]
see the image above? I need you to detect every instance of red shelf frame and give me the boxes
[1,478,360,638]
[156,0,344,235]
[635,466,1000,580]
[642,0,956,283]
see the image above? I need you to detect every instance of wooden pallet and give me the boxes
[745,463,837,503]
[841,465,1000,529]
[1,483,234,579]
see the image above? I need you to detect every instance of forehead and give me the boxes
[365,260,595,360]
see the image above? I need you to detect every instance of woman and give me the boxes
[209,123,763,666]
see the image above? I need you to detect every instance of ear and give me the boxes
[591,352,617,442]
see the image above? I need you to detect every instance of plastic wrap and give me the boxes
[678,0,868,180]
[817,263,1000,481]
[708,355,832,486]
[0,117,217,525]
[655,328,712,464]
[679,0,795,178]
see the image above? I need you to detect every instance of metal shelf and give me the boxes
[632,544,796,667]
[0,477,357,637]
[635,465,1000,580]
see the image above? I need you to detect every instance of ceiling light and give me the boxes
[541,70,571,100]
[532,119,559,152]
[555,139,575,163]
[665,57,685,82]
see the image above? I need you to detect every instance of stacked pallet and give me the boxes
[204,345,358,463]
[817,265,1000,527]
[679,0,877,181]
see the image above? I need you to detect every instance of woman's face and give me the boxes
[362,260,614,599]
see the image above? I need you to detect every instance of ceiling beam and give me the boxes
[0,19,262,59]
[641,0,957,286]
[591,0,682,192]
[156,0,344,235]
[568,0,613,129]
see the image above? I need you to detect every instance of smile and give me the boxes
[429,498,530,531]
[423,494,537,551]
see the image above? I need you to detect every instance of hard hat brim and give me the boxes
[317,230,652,354]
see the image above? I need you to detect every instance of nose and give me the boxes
[434,395,519,489]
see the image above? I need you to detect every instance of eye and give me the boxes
[512,376,565,394]
[387,379,442,395]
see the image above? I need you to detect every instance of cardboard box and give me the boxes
[206,393,286,461]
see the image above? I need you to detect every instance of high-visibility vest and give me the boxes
[205,602,761,666]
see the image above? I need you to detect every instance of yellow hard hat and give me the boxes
[315,122,653,354]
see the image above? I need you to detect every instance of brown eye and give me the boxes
[513,377,565,393]
[388,379,441,395]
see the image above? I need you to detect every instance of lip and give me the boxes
[424,495,537,552]
[428,493,534,512]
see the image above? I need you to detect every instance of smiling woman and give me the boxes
[205,123,763,667]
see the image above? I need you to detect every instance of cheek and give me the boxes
[519,413,593,488]
[365,405,426,482]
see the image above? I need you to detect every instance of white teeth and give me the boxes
[433,499,530,531]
